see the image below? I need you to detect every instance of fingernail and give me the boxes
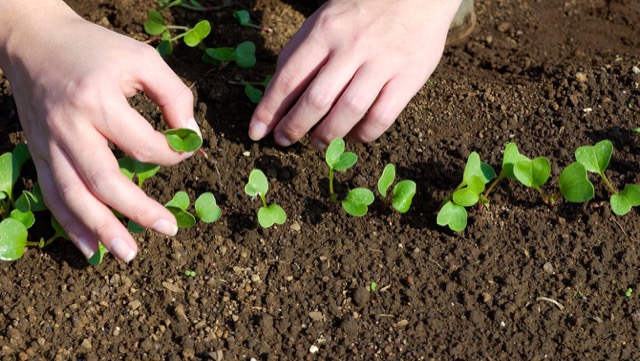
[249,121,268,141]
[152,219,179,236]
[111,237,137,262]
[311,137,327,150]
[186,117,202,137]
[76,237,95,259]
[275,132,292,147]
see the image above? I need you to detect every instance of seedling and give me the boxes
[377,163,416,213]
[325,138,358,203]
[437,152,495,232]
[164,128,203,153]
[232,10,272,32]
[342,188,375,217]
[165,191,222,228]
[370,281,377,292]
[244,169,286,228]
[118,157,160,188]
[229,75,273,104]
[88,242,109,266]
[483,143,552,203]
[184,269,196,277]
[144,9,211,56]
[626,287,634,298]
[203,41,257,69]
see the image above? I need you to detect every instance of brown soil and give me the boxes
[2,0,640,360]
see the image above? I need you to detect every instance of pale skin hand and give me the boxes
[249,0,462,149]
[0,2,200,261]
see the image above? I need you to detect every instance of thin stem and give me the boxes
[169,33,187,43]
[167,25,190,31]
[26,241,39,248]
[329,168,336,203]
[483,173,506,199]
[259,193,267,208]
[533,186,550,204]
[600,173,618,195]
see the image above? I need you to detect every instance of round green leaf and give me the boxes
[620,184,640,207]
[244,84,263,104]
[184,20,211,47]
[463,152,495,185]
[144,10,167,36]
[165,191,190,211]
[257,204,286,228]
[9,209,35,229]
[452,188,478,207]
[326,138,345,167]
[392,180,416,213]
[0,152,18,199]
[502,142,530,179]
[233,9,251,25]
[377,164,396,197]
[333,152,357,171]
[235,41,256,68]
[164,128,203,152]
[206,47,236,61]
[0,218,28,261]
[575,140,613,175]
[245,169,268,197]
[166,206,197,228]
[195,192,222,223]
[12,143,31,171]
[514,157,550,188]
[558,162,595,203]
[610,193,631,216]
[436,201,468,232]
[127,220,146,234]
[342,188,374,217]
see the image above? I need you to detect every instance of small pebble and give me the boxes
[543,262,555,274]
[395,319,409,328]
[290,222,301,231]
[243,151,251,157]
[632,66,640,75]
[309,311,324,321]
[575,72,588,83]
[309,345,319,354]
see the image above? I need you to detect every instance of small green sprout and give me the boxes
[164,128,203,153]
[626,287,634,297]
[370,281,377,292]
[204,41,257,69]
[377,163,417,213]
[87,242,109,266]
[165,191,221,229]
[184,269,196,277]
[229,75,273,104]
[144,10,211,56]
[560,140,640,215]
[437,152,495,232]
[233,10,266,31]
[244,169,286,228]
[118,157,160,188]
[342,188,375,217]
[325,138,358,203]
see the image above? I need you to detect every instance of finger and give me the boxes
[309,62,390,149]
[248,39,329,141]
[46,144,139,262]
[98,95,192,166]
[54,127,180,239]
[32,156,99,259]
[132,45,199,135]
[271,55,360,146]
[348,74,422,143]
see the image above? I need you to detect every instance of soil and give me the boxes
[1,0,640,360]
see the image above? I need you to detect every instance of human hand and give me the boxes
[0,2,199,261]
[248,0,462,149]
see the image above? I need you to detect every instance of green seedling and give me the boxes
[325,138,358,203]
[559,140,640,215]
[342,188,375,217]
[165,191,221,228]
[144,9,211,56]
[158,0,219,11]
[437,152,495,232]
[229,75,273,104]
[370,281,377,292]
[244,169,286,228]
[118,156,160,188]
[484,143,552,203]
[232,10,272,32]
[184,269,196,277]
[88,242,109,266]
[203,41,257,69]
[164,128,203,153]
[626,287,634,298]
[377,163,416,213]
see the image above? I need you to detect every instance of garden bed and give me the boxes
[1,0,640,359]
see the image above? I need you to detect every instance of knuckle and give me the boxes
[280,123,307,142]
[306,87,332,112]
[130,137,153,163]
[84,169,117,199]
[342,94,369,116]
